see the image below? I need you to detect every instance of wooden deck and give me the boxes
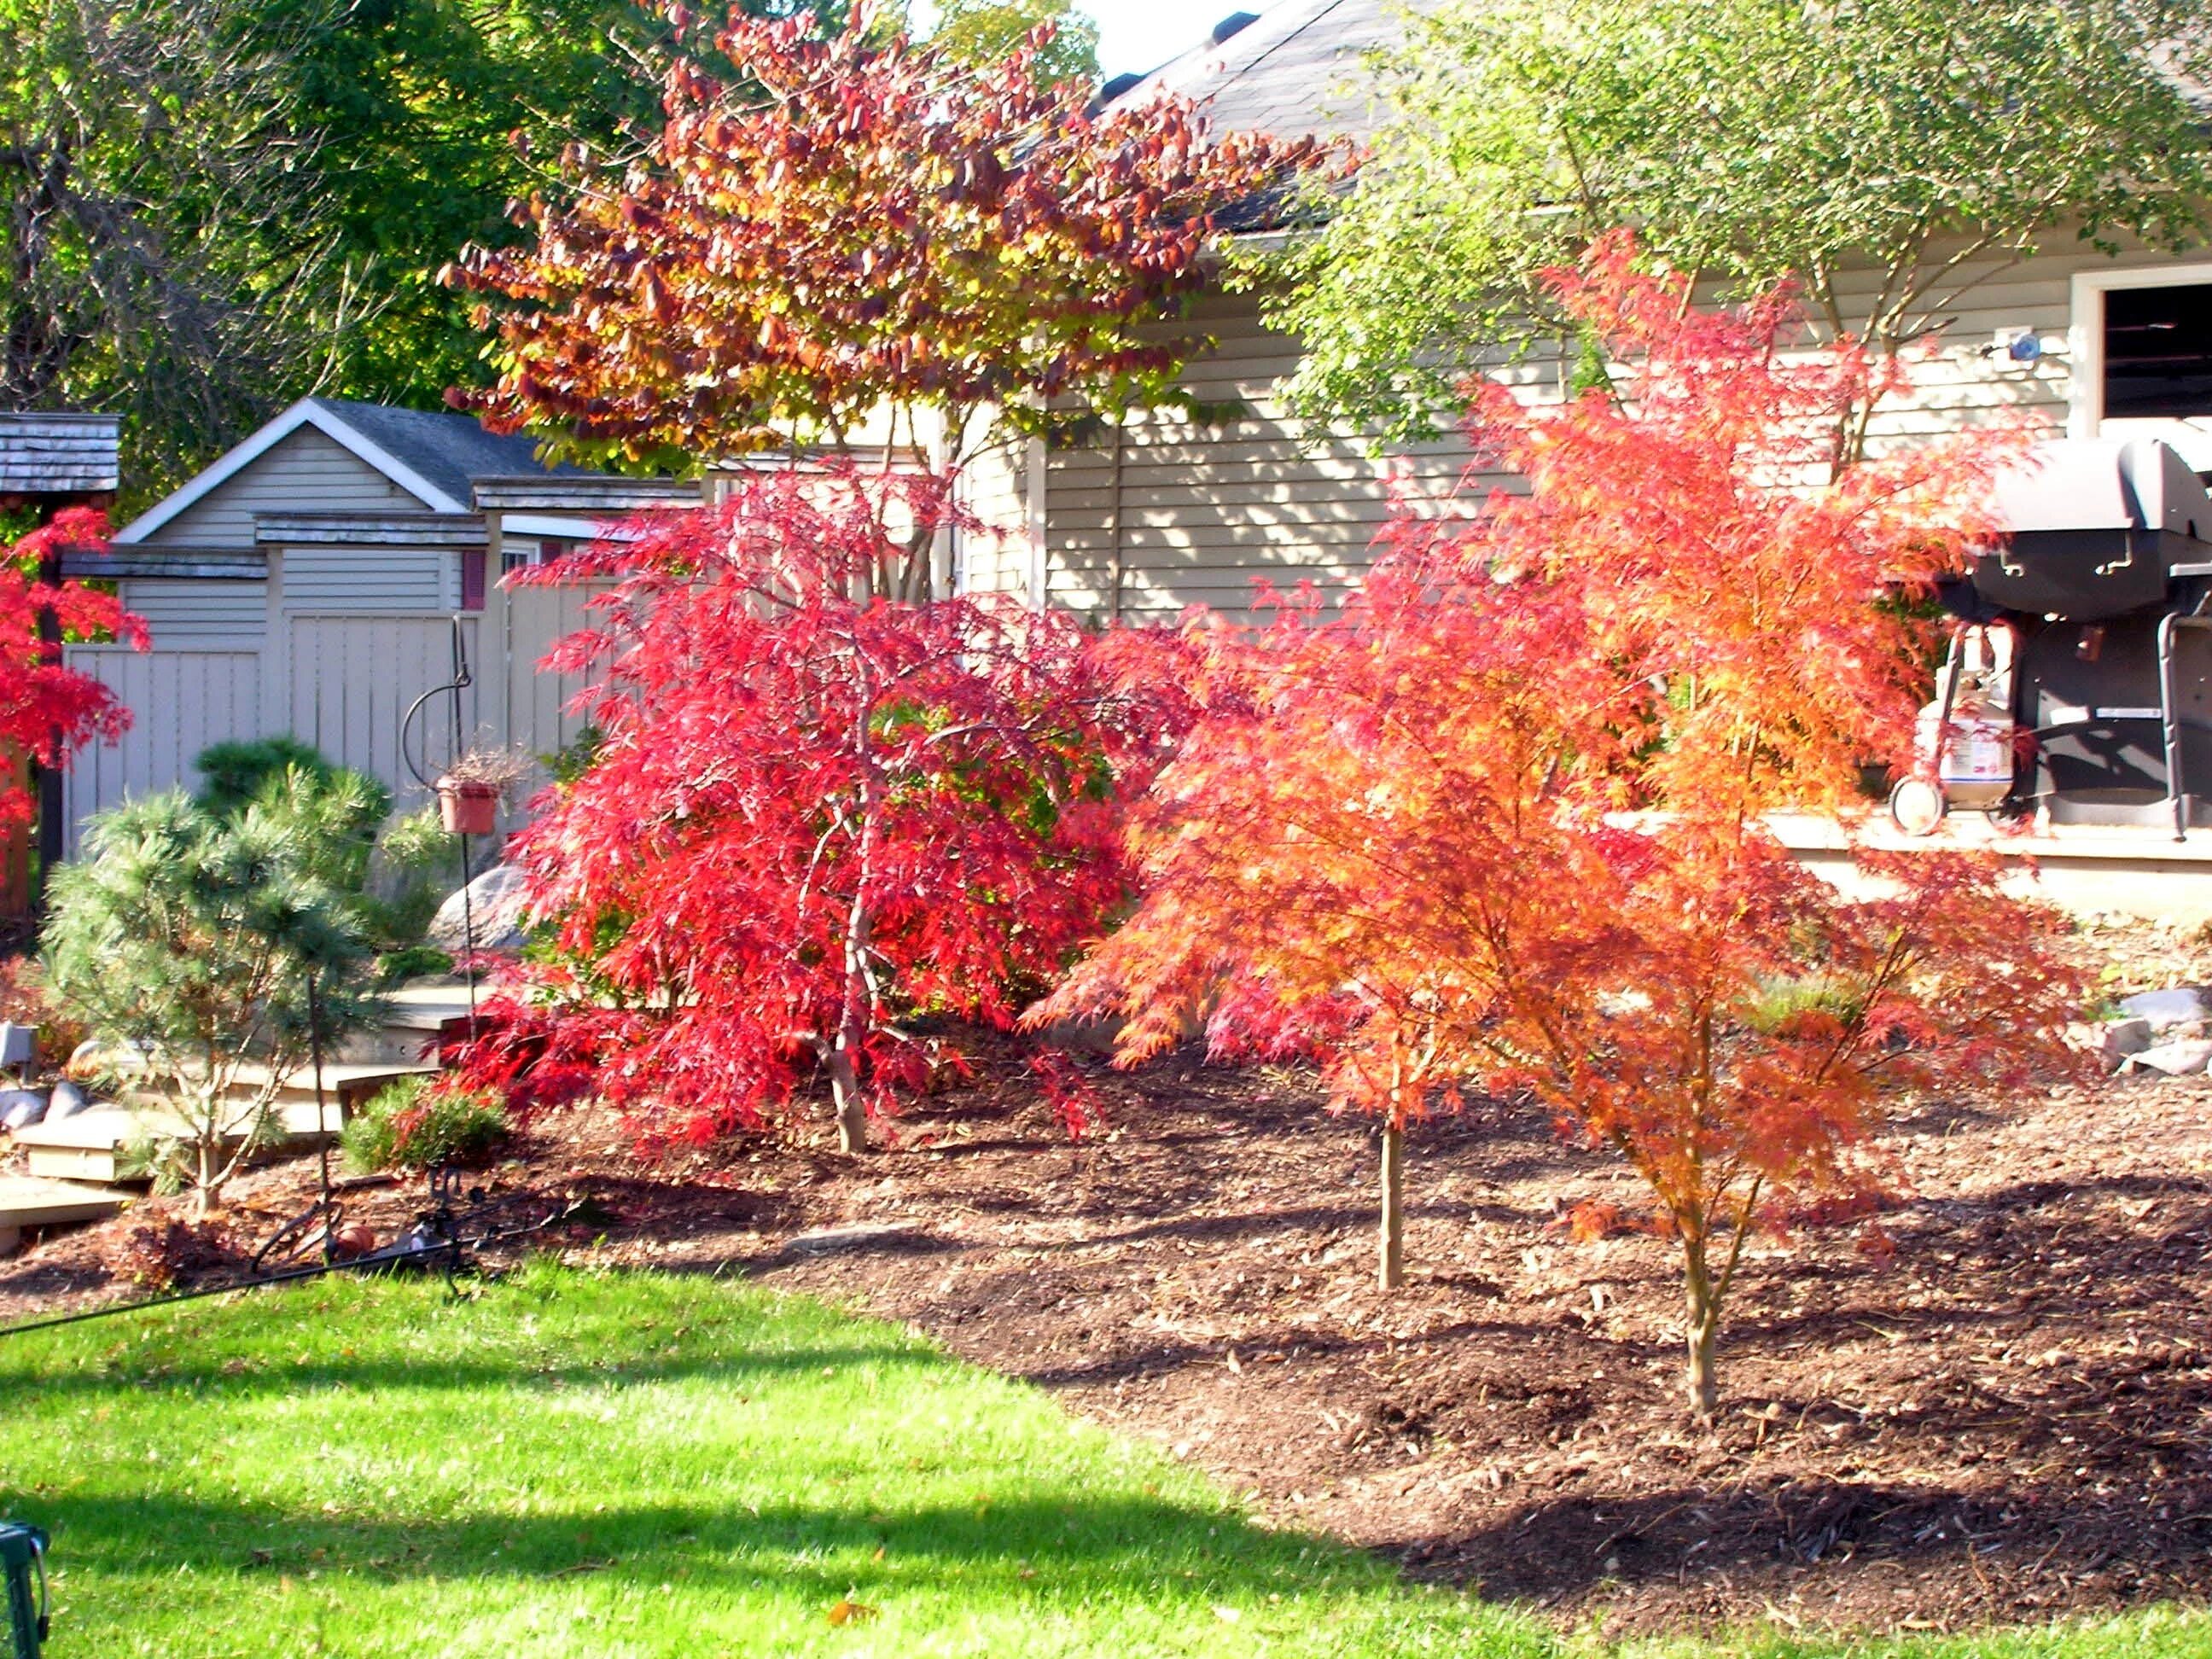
[1767,812,2212,924]
[0,1174,127,1251]
[9,1060,434,1185]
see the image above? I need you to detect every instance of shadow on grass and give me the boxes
[27,1485,1379,1615]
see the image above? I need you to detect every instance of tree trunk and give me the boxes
[1683,1232,1721,1421]
[827,1038,867,1155]
[1378,1121,1405,1291]
[193,1133,216,1220]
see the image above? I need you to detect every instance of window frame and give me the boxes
[2069,261,2212,466]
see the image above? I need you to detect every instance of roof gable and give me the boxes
[117,398,576,544]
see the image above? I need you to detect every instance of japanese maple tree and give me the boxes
[461,469,1173,1153]
[0,508,146,823]
[444,3,1329,593]
[1034,238,2086,1417]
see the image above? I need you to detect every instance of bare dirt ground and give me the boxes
[4,915,2210,1638]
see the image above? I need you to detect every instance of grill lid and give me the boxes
[1973,438,2212,620]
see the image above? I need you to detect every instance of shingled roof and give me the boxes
[0,412,119,498]
[118,397,586,544]
[1103,0,1411,143]
[307,399,587,515]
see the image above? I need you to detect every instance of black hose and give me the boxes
[0,1212,564,1342]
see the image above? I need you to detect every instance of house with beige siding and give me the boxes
[62,398,699,850]
[965,0,2212,625]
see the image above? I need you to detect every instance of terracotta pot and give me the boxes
[437,777,499,835]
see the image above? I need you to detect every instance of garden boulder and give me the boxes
[0,1088,43,1131]
[45,1079,91,1121]
[2116,987,2212,1031]
[429,864,533,955]
[2126,1038,2212,1075]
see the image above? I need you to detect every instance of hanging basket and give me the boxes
[435,777,500,836]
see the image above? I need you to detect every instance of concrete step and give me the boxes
[0,1175,128,1251]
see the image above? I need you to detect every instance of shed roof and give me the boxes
[117,397,588,544]
[315,400,588,518]
[1104,0,1410,143]
[0,412,120,498]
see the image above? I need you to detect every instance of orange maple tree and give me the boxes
[446,3,1330,594]
[1035,238,2086,1417]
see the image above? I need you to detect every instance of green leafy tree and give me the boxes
[275,0,667,421]
[43,766,386,1214]
[0,0,360,497]
[1270,0,2212,459]
[928,0,1098,89]
[2,0,934,499]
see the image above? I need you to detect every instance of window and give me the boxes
[2071,263,2212,471]
[2103,282,2212,419]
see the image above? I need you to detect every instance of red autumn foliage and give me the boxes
[445,4,1334,472]
[0,508,146,821]
[1027,1048,1107,1144]
[1033,237,2087,1417]
[450,469,1178,1152]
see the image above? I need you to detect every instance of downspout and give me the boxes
[488,509,511,770]
[2159,602,2211,842]
[1025,437,1048,612]
[1108,419,1125,626]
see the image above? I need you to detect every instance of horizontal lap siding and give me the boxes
[1043,294,1505,621]
[281,543,449,613]
[1039,242,2212,614]
[151,428,428,547]
[957,434,1032,600]
[119,580,269,647]
[60,647,264,853]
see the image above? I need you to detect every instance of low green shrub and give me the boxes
[341,1074,506,1173]
[374,942,455,985]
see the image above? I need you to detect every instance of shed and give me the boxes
[59,399,675,850]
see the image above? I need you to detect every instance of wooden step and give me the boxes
[207,1062,435,1109]
[0,1175,128,1251]
[10,1060,430,1185]
[15,1104,338,1185]
[12,1110,149,1185]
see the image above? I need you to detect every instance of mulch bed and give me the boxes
[3,923,2209,1637]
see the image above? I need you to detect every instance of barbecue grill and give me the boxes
[1946,438,2212,838]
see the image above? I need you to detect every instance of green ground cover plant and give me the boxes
[339,1075,506,1173]
[0,1266,2198,1658]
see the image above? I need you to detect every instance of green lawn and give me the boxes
[0,1263,2198,1658]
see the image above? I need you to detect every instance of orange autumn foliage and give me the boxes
[445,5,1331,473]
[1036,237,2087,1417]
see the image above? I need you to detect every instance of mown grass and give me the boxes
[0,1263,2198,1658]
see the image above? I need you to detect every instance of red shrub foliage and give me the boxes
[450,470,1179,1151]
[0,508,146,820]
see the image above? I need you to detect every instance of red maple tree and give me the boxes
[445,5,1330,506]
[1033,238,2086,1417]
[458,469,1175,1153]
[0,508,146,822]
